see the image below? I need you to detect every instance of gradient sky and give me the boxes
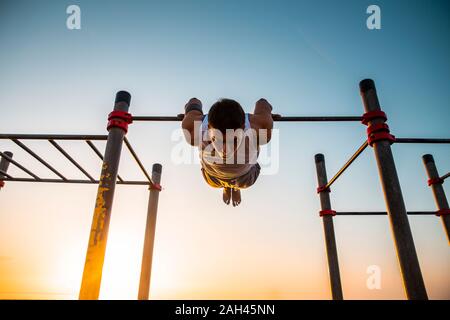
[0,0,449,299]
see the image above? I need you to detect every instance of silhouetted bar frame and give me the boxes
[315,153,343,300]
[0,151,13,188]
[138,164,162,300]
[423,154,450,242]
[324,140,369,190]
[0,135,149,185]
[11,139,68,180]
[79,91,132,300]
[0,177,149,185]
[85,140,125,183]
[124,137,154,185]
[0,134,108,140]
[0,169,13,180]
[0,150,41,180]
[360,79,427,300]
[441,172,450,181]
[48,139,96,182]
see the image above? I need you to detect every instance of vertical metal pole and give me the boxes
[422,154,450,243]
[314,154,343,300]
[360,79,427,300]
[0,151,13,189]
[138,164,162,300]
[79,91,131,300]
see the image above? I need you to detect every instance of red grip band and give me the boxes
[363,111,395,146]
[317,185,330,194]
[149,183,162,191]
[108,111,133,123]
[367,123,390,135]
[362,110,387,126]
[0,181,4,189]
[107,111,133,133]
[107,119,130,133]
[428,178,444,186]
[436,209,450,217]
[368,132,396,147]
[320,209,336,217]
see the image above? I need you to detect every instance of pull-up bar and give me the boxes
[131,115,364,122]
[334,211,437,216]
[396,138,450,144]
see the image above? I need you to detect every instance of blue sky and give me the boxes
[0,0,449,299]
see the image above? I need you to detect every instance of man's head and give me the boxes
[208,99,245,133]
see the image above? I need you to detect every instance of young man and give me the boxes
[182,97,274,206]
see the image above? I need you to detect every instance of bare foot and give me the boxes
[231,188,241,207]
[223,187,231,205]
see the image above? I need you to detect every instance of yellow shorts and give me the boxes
[201,163,261,189]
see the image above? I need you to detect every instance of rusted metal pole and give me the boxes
[0,151,13,190]
[360,79,427,300]
[422,154,450,243]
[79,91,131,300]
[314,154,343,300]
[138,164,162,300]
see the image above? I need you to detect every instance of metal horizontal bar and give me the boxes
[123,137,154,185]
[85,140,124,183]
[49,140,96,182]
[324,140,369,190]
[335,211,437,216]
[0,150,41,180]
[440,172,450,181]
[132,115,185,121]
[0,169,14,179]
[0,134,108,141]
[131,115,363,122]
[12,139,68,181]
[1,177,150,186]
[396,138,450,144]
[273,116,363,122]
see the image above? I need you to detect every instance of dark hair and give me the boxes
[208,99,245,133]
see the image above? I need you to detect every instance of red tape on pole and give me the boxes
[368,132,396,146]
[107,111,133,133]
[363,111,396,147]
[428,177,444,186]
[361,110,387,125]
[366,123,390,135]
[149,183,162,191]
[0,180,4,189]
[317,185,331,194]
[436,209,450,217]
[320,209,336,217]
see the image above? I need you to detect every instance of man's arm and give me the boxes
[252,98,274,145]
[181,98,204,146]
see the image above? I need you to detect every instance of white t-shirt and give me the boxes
[198,114,259,180]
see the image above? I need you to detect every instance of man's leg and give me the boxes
[223,187,232,205]
[230,163,261,207]
[233,163,261,189]
[201,168,232,205]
